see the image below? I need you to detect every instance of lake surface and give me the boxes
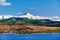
[0,34,60,40]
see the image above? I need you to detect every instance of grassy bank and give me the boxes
[0,25,59,34]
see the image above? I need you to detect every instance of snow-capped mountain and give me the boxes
[20,13,60,21]
[0,12,60,21]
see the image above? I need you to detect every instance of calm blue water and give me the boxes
[0,34,60,40]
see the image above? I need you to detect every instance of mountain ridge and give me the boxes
[0,17,60,26]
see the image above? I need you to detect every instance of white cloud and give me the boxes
[0,15,21,19]
[0,15,12,19]
[0,16,2,19]
[0,0,11,6]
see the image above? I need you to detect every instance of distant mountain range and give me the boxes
[0,12,60,21]
[0,17,60,26]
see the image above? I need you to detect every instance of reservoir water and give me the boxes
[0,34,60,40]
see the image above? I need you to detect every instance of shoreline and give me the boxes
[1,33,60,35]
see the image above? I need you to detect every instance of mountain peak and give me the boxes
[26,12,32,16]
[20,12,34,19]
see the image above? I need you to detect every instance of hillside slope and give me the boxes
[0,17,60,26]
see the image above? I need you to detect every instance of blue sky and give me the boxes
[0,0,60,16]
